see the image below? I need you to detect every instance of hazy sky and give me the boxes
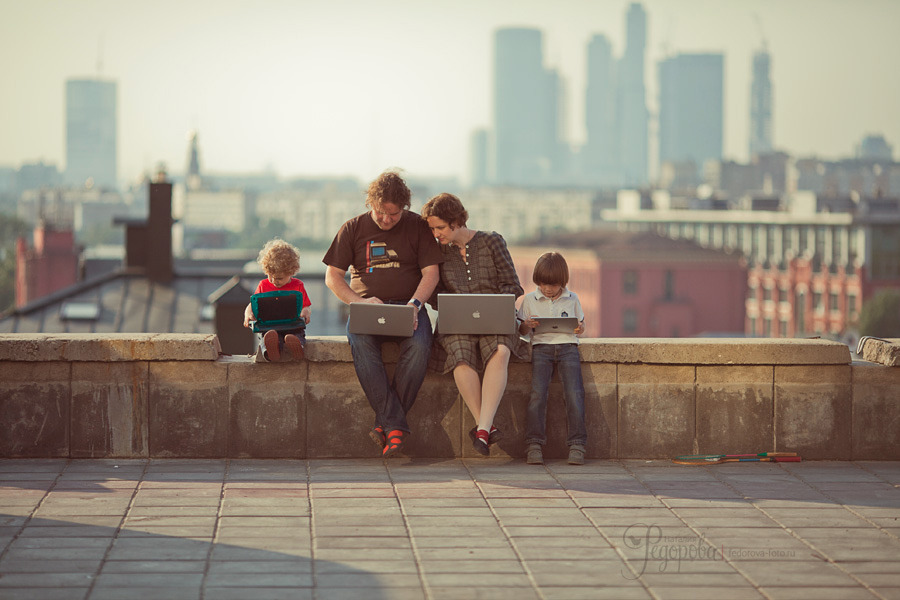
[2,0,898,185]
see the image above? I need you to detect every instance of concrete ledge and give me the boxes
[1,334,895,460]
[0,333,222,362]
[578,337,851,365]
[299,336,852,365]
[858,337,900,367]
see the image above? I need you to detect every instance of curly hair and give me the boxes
[365,170,411,211]
[421,193,468,228]
[257,239,301,276]
[532,252,569,287]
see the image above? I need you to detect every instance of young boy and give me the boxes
[243,239,311,361]
[517,252,587,465]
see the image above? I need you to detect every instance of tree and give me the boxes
[858,289,900,337]
[0,213,30,313]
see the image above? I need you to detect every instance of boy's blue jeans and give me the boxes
[346,308,432,434]
[526,343,587,447]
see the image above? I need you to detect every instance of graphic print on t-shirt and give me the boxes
[366,241,399,272]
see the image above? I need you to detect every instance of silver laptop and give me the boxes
[533,316,579,335]
[437,294,516,335]
[348,302,415,337]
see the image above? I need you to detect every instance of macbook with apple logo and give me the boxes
[348,302,416,336]
[436,293,517,335]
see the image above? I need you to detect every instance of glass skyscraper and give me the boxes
[492,28,561,186]
[66,78,117,190]
[658,54,724,173]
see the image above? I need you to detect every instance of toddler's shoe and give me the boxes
[263,330,280,361]
[526,443,543,465]
[284,334,304,360]
[567,444,586,465]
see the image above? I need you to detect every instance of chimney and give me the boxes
[146,182,173,283]
[116,179,174,283]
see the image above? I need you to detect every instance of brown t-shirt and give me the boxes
[322,210,444,302]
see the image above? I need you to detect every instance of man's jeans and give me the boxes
[346,308,432,433]
[525,343,587,446]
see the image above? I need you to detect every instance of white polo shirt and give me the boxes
[518,288,585,345]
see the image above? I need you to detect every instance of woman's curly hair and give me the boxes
[421,192,468,228]
[365,170,411,211]
[257,239,301,276]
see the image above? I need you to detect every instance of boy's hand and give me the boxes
[300,306,311,324]
[524,316,539,331]
[575,320,585,335]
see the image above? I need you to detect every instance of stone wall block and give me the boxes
[775,365,851,459]
[858,337,900,367]
[404,376,463,458]
[584,363,617,459]
[305,362,375,458]
[227,362,307,458]
[71,362,149,458]
[851,362,900,459]
[0,362,69,457]
[149,362,229,457]
[618,365,695,458]
[696,366,773,455]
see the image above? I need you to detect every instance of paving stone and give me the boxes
[201,588,311,600]
[540,587,652,600]
[92,573,204,587]
[88,588,202,600]
[202,572,313,587]
[100,560,207,573]
[756,587,877,599]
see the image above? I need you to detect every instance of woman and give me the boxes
[421,193,526,455]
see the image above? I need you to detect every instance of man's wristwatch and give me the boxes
[408,298,423,310]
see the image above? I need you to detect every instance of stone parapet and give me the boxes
[858,336,900,367]
[0,333,221,362]
[2,334,897,460]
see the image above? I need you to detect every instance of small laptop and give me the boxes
[437,294,516,335]
[533,317,579,335]
[348,302,415,337]
[251,291,306,333]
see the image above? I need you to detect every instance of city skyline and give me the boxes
[2,0,899,187]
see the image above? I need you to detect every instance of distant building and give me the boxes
[15,161,62,193]
[604,189,900,339]
[492,28,563,186]
[616,2,649,186]
[582,34,617,186]
[463,187,598,243]
[857,134,893,162]
[658,53,724,179]
[749,49,773,158]
[65,79,117,190]
[795,155,900,198]
[15,222,80,308]
[511,230,747,338]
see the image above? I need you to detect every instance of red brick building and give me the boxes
[510,230,747,338]
[15,222,80,308]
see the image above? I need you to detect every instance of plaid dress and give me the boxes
[431,231,527,374]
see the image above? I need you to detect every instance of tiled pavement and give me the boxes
[0,458,898,600]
